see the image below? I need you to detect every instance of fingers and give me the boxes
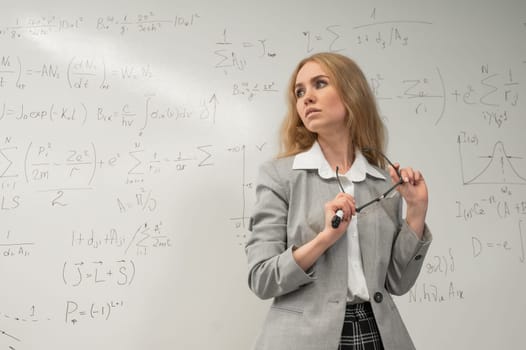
[400,168,424,186]
[389,163,424,186]
[327,193,356,221]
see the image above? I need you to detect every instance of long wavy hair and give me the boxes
[278,52,387,168]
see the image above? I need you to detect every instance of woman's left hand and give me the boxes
[389,163,428,237]
[389,163,428,208]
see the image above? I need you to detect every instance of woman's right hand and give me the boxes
[319,192,356,246]
[291,192,356,271]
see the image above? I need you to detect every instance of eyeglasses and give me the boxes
[335,148,404,213]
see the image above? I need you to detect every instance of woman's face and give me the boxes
[294,61,347,135]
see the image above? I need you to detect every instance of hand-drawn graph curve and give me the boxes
[459,140,526,185]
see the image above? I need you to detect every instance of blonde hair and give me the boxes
[278,52,387,168]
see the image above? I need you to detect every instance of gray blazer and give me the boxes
[246,157,432,350]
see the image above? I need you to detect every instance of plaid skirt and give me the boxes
[339,302,384,350]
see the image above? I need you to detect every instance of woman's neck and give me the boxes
[317,136,354,173]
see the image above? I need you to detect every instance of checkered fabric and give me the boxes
[339,302,384,350]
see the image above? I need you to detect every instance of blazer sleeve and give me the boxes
[385,198,432,295]
[245,160,315,300]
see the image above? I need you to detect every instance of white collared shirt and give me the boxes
[292,141,386,302]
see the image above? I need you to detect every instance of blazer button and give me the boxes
[373,292,383,303]
[415,254,422,260]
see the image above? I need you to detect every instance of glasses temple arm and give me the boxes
[335,166,346,193]
[355,179,404,213]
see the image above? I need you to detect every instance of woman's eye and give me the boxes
[316,79,328,88]
[295,88,305,98]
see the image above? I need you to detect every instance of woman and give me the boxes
[245,52,431,350]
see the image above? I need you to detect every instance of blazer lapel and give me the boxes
[311,174,349,275]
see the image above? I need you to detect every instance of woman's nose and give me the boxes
[303,89,316,104]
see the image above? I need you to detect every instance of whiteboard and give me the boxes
[0,0,525,349]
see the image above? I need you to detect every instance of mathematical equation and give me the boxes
[408,281,465,303]
[450,64,521,129]
[0,15,83,39]
[116,187,159,214]
[96,11,200,35]
[303,20,432,53]
[62,259,136,287]
[424,248,455,277]
[0,230,34,258]
[0,11,200,39]
[471,220,525,263]
[0,93,218,132]
[65,299,124,325]
[0,55,153,90]
[303,7,433,53]
[0,305,50,324]
[456,195,526,221]
[0,140,215,193]
[232,81,279,101]
[370,67,446,125]
[213,28,277,74]
[71,221,172,257]
[411,249,463,303]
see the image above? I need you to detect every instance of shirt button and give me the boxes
[373,292,383,303]
[415,254,422,260]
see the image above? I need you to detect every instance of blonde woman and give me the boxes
[246,52,431,350]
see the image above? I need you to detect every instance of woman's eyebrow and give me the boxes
[294,74,330,89]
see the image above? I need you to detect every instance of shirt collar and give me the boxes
[292,141,386,182]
